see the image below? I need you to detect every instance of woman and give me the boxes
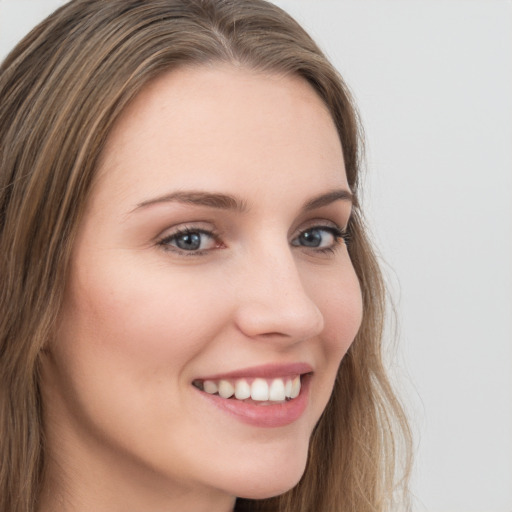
[0,1,412,511]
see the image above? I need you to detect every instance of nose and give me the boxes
[233,246,325,343]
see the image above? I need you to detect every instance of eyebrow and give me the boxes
[302,189,354,211]
[133,191,248,213]
[132,188,353,214]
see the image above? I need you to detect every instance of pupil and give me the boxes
[177,233,201,250]
[300,229,321,247]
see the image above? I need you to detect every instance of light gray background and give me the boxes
[1,1,511,511]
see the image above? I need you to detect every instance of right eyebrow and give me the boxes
[131,190,249,214]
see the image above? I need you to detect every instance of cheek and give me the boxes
[324,284,363,352]
[301,261,363,409]
[51,257,232,451]
[310,264,363,356]
[52,256,234,428]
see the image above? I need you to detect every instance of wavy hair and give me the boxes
[0,1,412,511]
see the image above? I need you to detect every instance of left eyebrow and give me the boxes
[302,189,354,211]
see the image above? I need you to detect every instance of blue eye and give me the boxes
[159,228,218,253]
[292,226,347,251]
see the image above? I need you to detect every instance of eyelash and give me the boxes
[295,225,350,255]
[157,227,223,256]
[157,224,349,256]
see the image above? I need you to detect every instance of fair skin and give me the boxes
[39,65,363,512]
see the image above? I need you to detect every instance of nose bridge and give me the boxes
[234,241,324,341]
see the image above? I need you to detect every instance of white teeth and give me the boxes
[285,379,293,398]
[203,380,218,394]
[197,375,303,402]
[235,379,251,400]
[269,378,286,401]
[251,378,269,401]
[290,376,301,399]
[218,380,235,399]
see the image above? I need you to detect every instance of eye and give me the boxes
[158,227,221,254]
[291,225,347,252]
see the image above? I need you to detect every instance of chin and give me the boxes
[235,479,304,501]
[217,446,308,501]
[236,474,304,501]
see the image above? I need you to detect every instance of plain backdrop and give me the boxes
[1,1,511,511]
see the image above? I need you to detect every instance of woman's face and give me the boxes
[42,66,362,510]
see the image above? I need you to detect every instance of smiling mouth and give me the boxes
[192,375,302,404]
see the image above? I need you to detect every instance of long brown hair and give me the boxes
[0,1,412,511]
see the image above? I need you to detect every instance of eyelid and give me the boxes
[291,222,349,253]
[156,220,220,242]
[154,218,349,257]
[292,217,348,239]
[156,224,224,255]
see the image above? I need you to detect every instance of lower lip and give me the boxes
[194,375,311,428]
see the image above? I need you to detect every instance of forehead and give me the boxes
[94,65,348,209]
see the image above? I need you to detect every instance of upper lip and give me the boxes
[195,362,313,381]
